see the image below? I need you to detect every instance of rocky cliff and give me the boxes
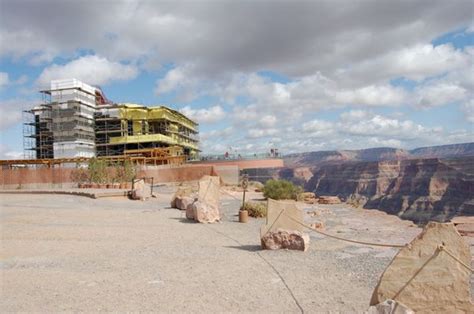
[284,142,474,167]
[303,157,474,223]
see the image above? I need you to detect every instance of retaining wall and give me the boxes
[0,164,219,189]
[0,159,281,189]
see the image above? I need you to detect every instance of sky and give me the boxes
[0,0,473,159]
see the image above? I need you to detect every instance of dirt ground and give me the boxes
[0,186,457,312]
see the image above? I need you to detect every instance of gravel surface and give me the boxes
[0,188,428,312]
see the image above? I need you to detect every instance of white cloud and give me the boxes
[461,99,474,123]
[260,115,277,128]
[415,82,468,108]
[338,110,444,141]
[0,72,9,87]
[36,55,138,87]
[0,99,38,130]
[180,105,225,124]
[335,43,473,86]
[0,143,24,159]
[246,128,279,139]
[155,67,187,94]
[15,75,28,85]
[2,1,472,78]
[334,84,407,106]
[303,119,334,133]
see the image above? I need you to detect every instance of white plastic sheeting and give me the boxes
[53,141,95,158]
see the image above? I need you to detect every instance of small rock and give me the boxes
[318,196,341,204]
[261,228,310,251]
[367,299,414,314]
[310,221,324,230]
[307,210,320,217]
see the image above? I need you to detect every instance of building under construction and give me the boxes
[23,79,199,164]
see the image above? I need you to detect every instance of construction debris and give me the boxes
[370,222,473,313]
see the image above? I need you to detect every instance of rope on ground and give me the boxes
[438,244,473,273]
[283,212,407,248]
[204,225,304,314]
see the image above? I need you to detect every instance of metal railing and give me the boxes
[195,152,283,162]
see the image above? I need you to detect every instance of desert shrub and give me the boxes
[248,181,264,192]
[88,158,108,184]
[240,201,267,218]
[114,159,136,183]
[263,179,303,200]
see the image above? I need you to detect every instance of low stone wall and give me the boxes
[0,167,76,190]
[0,164,233,189]
[138,165,216,184]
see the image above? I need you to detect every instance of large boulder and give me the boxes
[186,202,195,220]
[261,228,309,251]
[175,196,195,211]
[198,176,220,209]
[191,201,220,223]
[131,179,151,200]
[370,222,472,313]
[170,187,194,208]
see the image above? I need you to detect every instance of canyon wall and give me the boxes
[303,157,474,223]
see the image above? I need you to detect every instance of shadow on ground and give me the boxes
[224,245,262,252]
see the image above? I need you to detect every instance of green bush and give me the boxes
[263,179,303,200]
[114,159,136,183]
[88,158,108,184]
[240,201,267,218]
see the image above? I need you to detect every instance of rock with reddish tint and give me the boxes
[175,196,195,211]
[318,196,341,204]
[310,221,324,229]
[185,203,195,220]
[191,201,220,223]
[261,228,309,251]
[170,187,194,208]
[131,180,151,201]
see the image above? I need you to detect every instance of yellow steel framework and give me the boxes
[0,147,186,169]
[96,104,199,157]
